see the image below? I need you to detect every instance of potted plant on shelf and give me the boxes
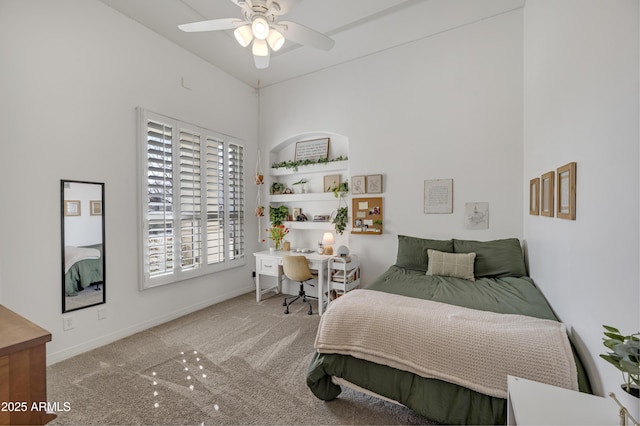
[600,325,640,398]
[292,178,308,193]
[270,182,285,195]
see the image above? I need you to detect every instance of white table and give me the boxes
[507,376,620,426]
[253,250,331,315]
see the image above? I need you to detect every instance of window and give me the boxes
[138,108,245,288]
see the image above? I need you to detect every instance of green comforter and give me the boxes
[65,244,103,297]
[306,266,591,425]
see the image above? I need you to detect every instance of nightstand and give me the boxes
[507,376,619,425]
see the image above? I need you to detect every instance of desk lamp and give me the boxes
[322,232,335,255]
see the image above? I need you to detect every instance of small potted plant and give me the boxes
[600,325,640,398]
[255,206,264,217]
[292,178,308,193]
[270,182,285,195]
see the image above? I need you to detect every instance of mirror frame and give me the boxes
[61,179,106,313]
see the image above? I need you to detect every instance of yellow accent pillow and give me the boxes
[426,249,476,281]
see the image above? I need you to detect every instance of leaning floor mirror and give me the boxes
[61,180,106,313]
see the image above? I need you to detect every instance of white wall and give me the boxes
[260,10,524,282]
[524,0,639,415]
[0,0,259,364]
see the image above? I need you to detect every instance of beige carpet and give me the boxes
[47,291,437,425]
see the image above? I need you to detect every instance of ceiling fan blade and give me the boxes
[253,52,270,69]
[229,0,254,16]
[266,0,301,16]
[178,18,243,33]
[277,21,335,51]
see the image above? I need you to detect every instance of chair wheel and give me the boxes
[284,309,289,314]
[307,309,313,315]
[282,301,287,306]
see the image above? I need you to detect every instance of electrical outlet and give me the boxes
[98,307,107,320]
[252,271,256,278]
[63,316,75,331]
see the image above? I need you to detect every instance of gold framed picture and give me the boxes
[557,162,576,220]
[90,200,103,216]
[541,171,555,217]
[64,200,81,216]
[529,177,540,216]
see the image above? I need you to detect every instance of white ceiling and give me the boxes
[99,0,525,89]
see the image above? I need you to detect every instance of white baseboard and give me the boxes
[47,286,253,366]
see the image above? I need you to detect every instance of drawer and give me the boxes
[258,258,280,276]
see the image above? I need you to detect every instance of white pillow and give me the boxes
[426,249,476,281]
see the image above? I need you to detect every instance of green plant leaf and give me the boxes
[603,325,621,334]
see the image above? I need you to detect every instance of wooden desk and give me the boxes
[253,250,331,315]
[0,305,56,425]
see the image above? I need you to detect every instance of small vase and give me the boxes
[274,240,281,251]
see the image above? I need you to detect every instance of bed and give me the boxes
[306,235,591,425]
[64,244,103,297]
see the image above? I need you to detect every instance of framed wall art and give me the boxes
[557,162,576,220]
[540,171,555,217]
[324,174,340,192]
[529,177,540,215]
[64,200,81,216]
[294,138,330,162]
[424,179,453,214]
[90,200,103,216]
[351,175,366,194]
[366,174,383,193]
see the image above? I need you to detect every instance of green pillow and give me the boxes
[395,235,454,271]
[453,238,527,278]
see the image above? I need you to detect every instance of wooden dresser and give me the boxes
[0,305,56,425]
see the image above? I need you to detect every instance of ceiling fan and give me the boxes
[178,0,335,69]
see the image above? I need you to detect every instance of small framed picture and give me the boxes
[541,171,555,217]
[90,200,102,216]
[351,175,366,194]
[557,162,576,220]
[64,200,81,216]
[292,207,302,220]
[529,178,540,216]
[366,174,382,193]
[324,175,340,192]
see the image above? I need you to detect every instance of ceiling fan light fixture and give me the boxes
[251,16,270,40]
[252,38,269,57]
[233,25,253,47]
[266,29,285,51]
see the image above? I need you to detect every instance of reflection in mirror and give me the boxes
[61,180,105,313]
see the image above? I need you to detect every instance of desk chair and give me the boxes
[281,255,317,315]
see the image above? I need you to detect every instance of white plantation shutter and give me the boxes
[227,142,245,261]
[139,109,245,288]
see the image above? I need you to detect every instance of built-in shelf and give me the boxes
[270,192,337,203]
[284,221,333,230]
[270,161,348,177]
